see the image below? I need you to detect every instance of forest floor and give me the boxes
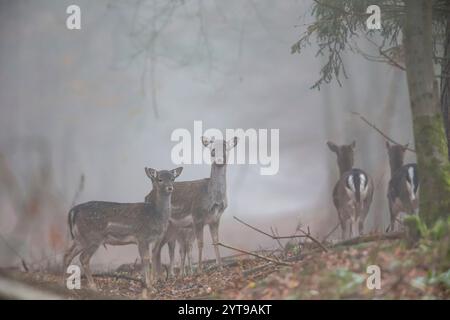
[1,233,449,299]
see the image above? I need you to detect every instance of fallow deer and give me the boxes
[63,167,183,290]
[385,141,419,232]
[327,141,374,239]
[149,136,238,277]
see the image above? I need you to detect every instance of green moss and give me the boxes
[412,114,450,225]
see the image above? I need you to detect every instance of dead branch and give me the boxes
[242,263,275,277]
[321,222,340,243]
[0,233,28,272]
[332,231,405,247]
[70,174,85,207]
[297,228,328,252]
[270,226,285,252]
[204,260,240,272]
[215,242,293,267]
[233,216,327,252]
[91,273,144,285]
[233,216,307,239]
[351,111,416,153]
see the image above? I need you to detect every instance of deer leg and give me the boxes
[187,241,193,275]
[79,245,99,290]
[151,237,165,281]
[387,197,396,232]
[62,243,83,286]
[138,241,152,290]
[338,213,346,240]
[195,223,205,273]
[358,216,364,236]
[167,240,176,278]
[209,221,222,268]
[179,241,186,277]
[359,203,370,236]
[63,243,77,273]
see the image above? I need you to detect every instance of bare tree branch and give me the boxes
[351,111,416,152]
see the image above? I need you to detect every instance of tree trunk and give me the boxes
[441,16,450,160]
[403,0,450,225]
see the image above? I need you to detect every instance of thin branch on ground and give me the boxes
[332,231,405,247]
[270,226,286,252]
[0,234,29,272]
[321,222,340,243]
[215,242,293,267]
[296,228,328,252]
[91,273,144,285]
[234,216,327,252]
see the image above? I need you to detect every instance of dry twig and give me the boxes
[332,231,405,247]
[351,111,416,153]
[215,242,293,267]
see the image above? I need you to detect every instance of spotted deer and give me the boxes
[150,214,194,277]
[149,136,238,277]
[385,141,419,232]
[327,141,374,239]
[63,167,183,290]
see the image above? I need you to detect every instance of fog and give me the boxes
[0,0,414,268]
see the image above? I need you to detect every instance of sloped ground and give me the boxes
[1,237,449,299]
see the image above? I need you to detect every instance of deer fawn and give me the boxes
[327,141,374,239]
[145,211,195,278]
[149,136,238,277]
[63,167,183,290]
[166,216,195,277]
[385,141,419,232]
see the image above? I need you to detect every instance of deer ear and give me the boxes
[227,136,238,150]
[350,140,356,149]
[386,141,391,149]
[170,167,183,179]
[327,141,338,153]
[201,136,213,147]
[145,167,157,180]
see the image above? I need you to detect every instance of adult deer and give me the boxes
[149,136,238,277]
[385,141,419,232]
[63,167,183,290]
[327,141,374,239]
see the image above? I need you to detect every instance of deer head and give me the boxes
[145,167,183,195]
[386,141,409,174]
[327,140,356,176]
[201,136,238,166]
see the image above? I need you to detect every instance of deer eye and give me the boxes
[211,149,216,157]
[158,178,163,182]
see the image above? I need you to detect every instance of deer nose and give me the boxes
[166,186,174,192]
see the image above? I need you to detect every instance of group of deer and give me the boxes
[63,136,238,291]
[327,140,419,240]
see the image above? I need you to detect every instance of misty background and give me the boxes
[0,0,414,269]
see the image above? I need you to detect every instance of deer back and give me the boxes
[388,163,419,207]
[333,169,374,211]
[70,201,168,246]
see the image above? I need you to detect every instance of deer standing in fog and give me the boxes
[327,141,374,239]
[63,167,183,290]
[145,211,195,277]
[149,136,238,277]
[166,216,195,277]
[385,142,419,232]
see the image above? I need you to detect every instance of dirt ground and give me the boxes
[1,236,448,300]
